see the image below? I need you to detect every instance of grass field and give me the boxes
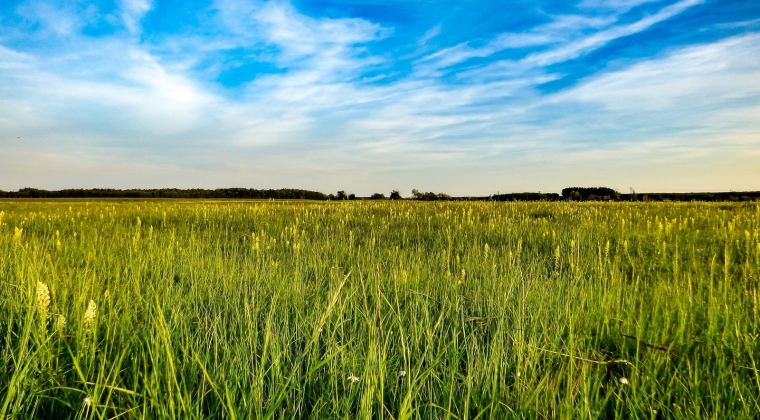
[1,199,759,419]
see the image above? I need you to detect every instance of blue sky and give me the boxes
[1,0,759,195]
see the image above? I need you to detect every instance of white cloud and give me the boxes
[524,0,704,66]
[579,0,661,12]
[419,0,703,77]
[121,0,153,35]
[15,1,96,36]
[418,24,442,46]
[556,34,760,115]
[419,14,615,71]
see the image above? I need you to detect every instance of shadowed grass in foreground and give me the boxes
[1,200,759,419]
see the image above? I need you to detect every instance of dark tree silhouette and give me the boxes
[0,187,329,200]
[562,187,618,201]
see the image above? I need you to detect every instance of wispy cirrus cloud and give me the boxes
[14,0,97,36]
[418,0,703,80]
[418,24,442,46]
[578,0,661,13]
[417,14,615,71]
[121,0,153,34]
[524,0,704,67]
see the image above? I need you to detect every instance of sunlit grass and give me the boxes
[1,199,759,419]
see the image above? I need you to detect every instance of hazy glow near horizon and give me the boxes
[1,0,759,195]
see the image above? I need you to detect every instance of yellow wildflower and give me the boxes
[84,300,97,332]
[36,281,51,321]
[55,314,66,333]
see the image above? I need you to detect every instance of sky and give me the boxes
[1,0,759,195]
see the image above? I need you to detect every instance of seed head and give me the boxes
[36,281,51,321]
[55,314,66,333]
[84,300,97,332]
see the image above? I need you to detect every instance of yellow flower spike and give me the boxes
[84,300,97,333]
[36,281,51,322]
[55,314,66,333]
[604,241,610,259]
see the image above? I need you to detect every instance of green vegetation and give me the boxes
[1,200,759,419]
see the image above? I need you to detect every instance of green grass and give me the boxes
[1,199,759,419]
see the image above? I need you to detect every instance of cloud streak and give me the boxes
[121,0,153,34]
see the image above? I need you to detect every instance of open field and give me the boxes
[1,200,759,419]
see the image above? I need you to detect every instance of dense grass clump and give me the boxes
[1,200,759,419]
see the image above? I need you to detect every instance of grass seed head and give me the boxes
[36,281,51,321]
[55,314,66,333]
[84,300,97,332]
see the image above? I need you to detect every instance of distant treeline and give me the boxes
[561,187,619,201]
[490,192,562,202]
[1,187,758,202]
[619,191,760,202]
[0,188,329,200]
[559,186,760,202]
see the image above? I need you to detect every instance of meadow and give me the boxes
[1,199,758,419]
